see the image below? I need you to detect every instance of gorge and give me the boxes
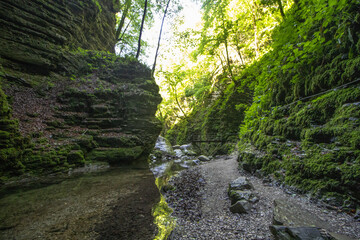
[1,0,360,239]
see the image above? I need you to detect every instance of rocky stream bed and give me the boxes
[1,137,359,240]
[0,165,159,240]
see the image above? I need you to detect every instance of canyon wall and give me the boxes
[0,0,162,180]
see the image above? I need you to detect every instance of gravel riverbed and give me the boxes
[165,154,360,240]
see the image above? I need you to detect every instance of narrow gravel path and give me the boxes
[167,153,360,240]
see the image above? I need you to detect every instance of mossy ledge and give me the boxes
[0,0,162,183]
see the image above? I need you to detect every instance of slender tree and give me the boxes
[136,0,148,59]
[152,0,172,77]
[276,0,285,19]
[115,0,132,41]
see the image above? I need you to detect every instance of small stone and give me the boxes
[229,177,253,191]
[173,145,181,149]
[250,196,259,203]
[192,159,200,165]
[262,177,272,184]
[230,200,251,214]
[198,155,210,161]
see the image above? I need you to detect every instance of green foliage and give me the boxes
[91,0,102,12]
[161,0,360,205]
[238,85,360,205]
[115,0,182,58]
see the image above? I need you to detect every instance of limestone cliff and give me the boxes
[0,0,162,180]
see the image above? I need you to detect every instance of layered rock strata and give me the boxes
[0,0,161,179]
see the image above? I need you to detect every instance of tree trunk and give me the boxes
[224,38,234,81]
[252,9,259,59]
[115,0,131,41]
[152,0,171,77]
[235,46,245,66]
[118,19,132,42]
[136,0,148,59]
[276,0,285,19]
[171,85,187,119]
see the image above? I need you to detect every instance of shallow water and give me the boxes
[0,166,159,240]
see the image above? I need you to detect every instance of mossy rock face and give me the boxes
[0,1,162,179]
[238,86,360,206]
[165,82,249,155]
[88,146,144,164]
[0,0,118,73]
[67,150,85,166]
[0,87,25,176]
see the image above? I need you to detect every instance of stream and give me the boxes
[1,137,359,240]
[0,137,193,240]
[0,166,159,240]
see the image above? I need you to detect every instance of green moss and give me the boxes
[238,85,360,205]
[94,135,141,148]
[0,148,25,175]
[67,150,85,166]
[88,146,144,164]
[75,135,98,151]
[0,88,11,117]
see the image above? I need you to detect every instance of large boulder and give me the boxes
[269,226,336,240]
[198,155,210,162]
[229,177,253,191]
[228,190,258,205]
[229,200,251,214]
[272,199,330,229]
[272,199,356,240]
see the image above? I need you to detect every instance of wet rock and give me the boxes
[229,200,251,214]
[155,136,174,155]
[179,144,196,156]
[185,150,197,156]
[192,159,201,165]
[173,145,181,150]
[198,155,210,162]
[174,149,185,158]
[229,177,253,191]
[269,226,336,240]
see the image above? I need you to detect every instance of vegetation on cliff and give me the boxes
[0,0,162,181]
[0,0,359,210]
[159,0,360,207]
